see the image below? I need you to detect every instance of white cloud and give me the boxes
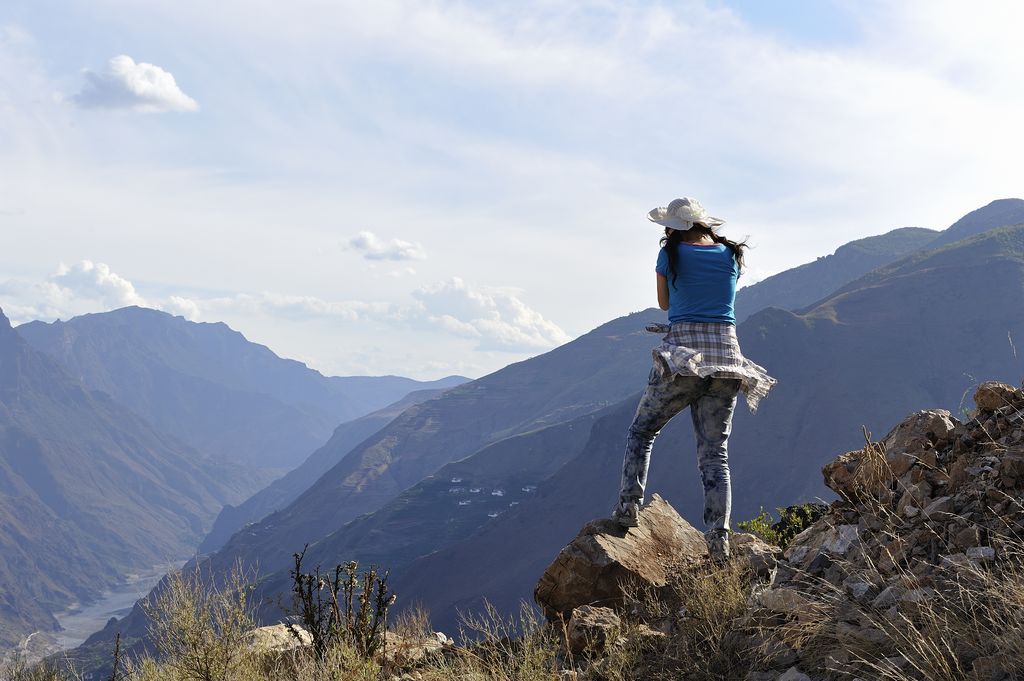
[52,260,147,307]
[73,55,198,113]
[412,277,570,352]
[165,295,201,320]
[0,260,148,322]
[0,261,570,356]
[346,231,426,261]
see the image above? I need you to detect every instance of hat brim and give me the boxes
[647,213,725,230]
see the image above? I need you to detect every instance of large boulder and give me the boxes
[822,409,958,500]
[534,494,778,622]
[973,381,1023,412]
[534,495,707,621]
[245,624,311,653]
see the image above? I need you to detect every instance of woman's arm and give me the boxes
[656,273,670,311]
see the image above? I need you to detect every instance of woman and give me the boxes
[612,197,775,563]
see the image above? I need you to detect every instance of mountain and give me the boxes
[69,310,669,659]
[0,308,250,648]
[243,406,609,615]
[732,198,1024,323]
[18,307,465,471]
[184,310,667,585]
[733,227,937,322]
[69,200,1024,669]
[198,387,459,553]
[926,198,1024,249]
[389,222,1024,632]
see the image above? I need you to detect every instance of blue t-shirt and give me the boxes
[656,243,739,324]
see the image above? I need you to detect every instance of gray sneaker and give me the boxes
[612,500,640,528]
[706,530,730,564]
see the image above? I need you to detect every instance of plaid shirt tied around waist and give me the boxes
[652,321,776,413]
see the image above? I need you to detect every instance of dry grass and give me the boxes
[15,526,1024,681]
[0,659,70,681]
[419,601,562,681]
[141,561,256,681]
[842,535,1024,680]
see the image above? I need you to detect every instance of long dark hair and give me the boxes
[659,225,747,287]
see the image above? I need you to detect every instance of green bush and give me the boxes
[737,503,826,548]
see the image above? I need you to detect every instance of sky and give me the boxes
[1,0,1022,380]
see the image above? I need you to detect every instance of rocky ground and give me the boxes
[521,380,1024,681]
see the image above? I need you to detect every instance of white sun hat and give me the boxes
[647,197,725,230]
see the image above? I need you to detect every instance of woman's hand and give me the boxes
[656,273,670,311]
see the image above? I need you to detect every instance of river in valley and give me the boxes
[52,561,185,650]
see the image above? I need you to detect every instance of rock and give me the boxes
[245,623,311,653]
[730,532,781,578]
[922,495,954,518]
[882,655,911,672]
[759,588,817,620]
[822,450,883,501]
[900,587,935,603]
[821,411,955,500]
[565,605,621,656]
[818,524,859,555]
[871,584,905,609]
[876,537,909,574]
[898,587,936,616]
[760,639,798,668]
[974,381,1021,412]
[971,654,1009,680]
[896,481,931,515]
[836,621,890,648]
[998,448,1024,480]
[954,525,981,550]
[744,673,777,681]
[884,410,958,459]
[534,494,707,620]
[880,409,958,466]
[777,667,811,681]
[385,631,445,664]
[842,577,872,601]
[966,546,996,562]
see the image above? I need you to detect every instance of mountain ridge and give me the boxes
[198,386,460,553]
[18,306,466,471]
[0,308,253,647]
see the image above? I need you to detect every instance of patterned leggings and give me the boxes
[617,368,741,532]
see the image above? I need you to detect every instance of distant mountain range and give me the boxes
[0,306,464,654]
[198,387,456,553]
[177,309,669,594]
[0,309,255,648]
[62,198,1024,673]
[733,226,937,321]
[733,198,1024,321]
[19,307,465,472]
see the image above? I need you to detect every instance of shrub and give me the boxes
[737,503,827,548]
[142,561,256,681]
[284,546,395,662]
[0,658,68,681]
